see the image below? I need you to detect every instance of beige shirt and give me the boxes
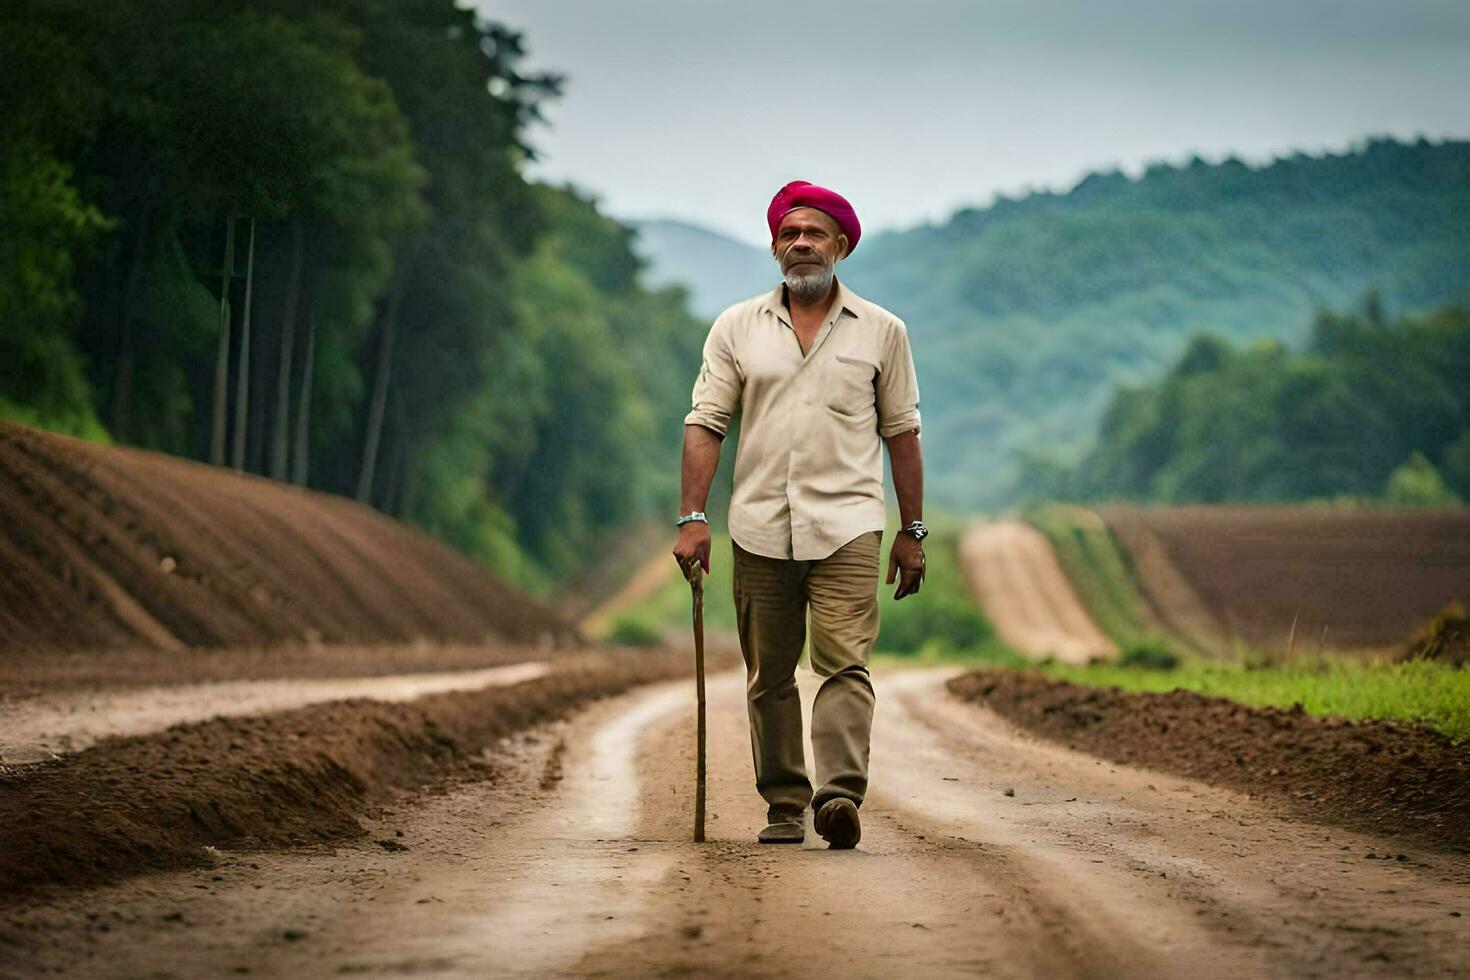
[684,278,921,561]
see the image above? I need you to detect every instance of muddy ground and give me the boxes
[949,669,1470,853]
[4,668,1466,978]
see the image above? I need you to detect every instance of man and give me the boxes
[672,179,926,850]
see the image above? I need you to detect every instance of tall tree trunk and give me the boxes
[400,427,422,522]
[292,295,317,487]
[210,215,236,466]
[381,398,408,518]
[355,261,408,504]
[230,217,257,471]
[111,204,152,442]
[270,219,305,480]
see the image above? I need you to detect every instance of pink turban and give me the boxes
[767,180,861,257]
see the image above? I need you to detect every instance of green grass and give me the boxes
[1036,658,1470,741]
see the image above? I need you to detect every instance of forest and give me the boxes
[844,138,1470,506]
[1030,303,1470,505]
[0,0,704,589]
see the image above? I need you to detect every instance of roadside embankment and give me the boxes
[0,647,717,903]
[0,420,578,654]
[948,669,1470,852]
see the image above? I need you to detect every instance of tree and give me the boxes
[1065,306,1470,505]
[0,19,112,438]
[0,0,708,593]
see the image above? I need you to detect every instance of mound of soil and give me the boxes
[948,670,1470,852]
[0,648,700,903]
[1100,505,1470,653]
[0,422,578,654]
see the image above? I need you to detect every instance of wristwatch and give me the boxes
[675,511,708,527]
[901,520,929,541]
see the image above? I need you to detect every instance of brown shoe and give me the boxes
[757,806,805,844]
[814,798,861,849]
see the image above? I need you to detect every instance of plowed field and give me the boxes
[1099,506,1470,654]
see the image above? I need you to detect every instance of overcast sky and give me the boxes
[477,0,1470,246]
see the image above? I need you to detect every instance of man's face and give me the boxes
[772,208,847,301]
[772,208,847,275]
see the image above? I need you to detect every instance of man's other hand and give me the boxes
[886,533,925,600]
[673,521,713,574]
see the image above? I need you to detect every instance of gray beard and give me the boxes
[783,264,834,302]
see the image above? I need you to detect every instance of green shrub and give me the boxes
[607,617,664,648]
[879,586,993,655]
[1117,638,1180,670]
[1385,451,1460,507]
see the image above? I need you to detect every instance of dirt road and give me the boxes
[960,521,1116,662]
[8,670,1466,978]
[0,661,549,764]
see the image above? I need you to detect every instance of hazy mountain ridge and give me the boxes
[630,219,774,320]
[635,138,1470,506]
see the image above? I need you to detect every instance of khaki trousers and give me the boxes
[732,530,880,814]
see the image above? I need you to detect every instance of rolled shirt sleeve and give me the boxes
[875,318,921,438]
[684,314,743,436]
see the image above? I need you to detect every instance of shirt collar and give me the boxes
[760,277,861,327]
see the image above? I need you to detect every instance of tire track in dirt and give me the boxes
[959,521,1116,662]
[874,673,1470,977]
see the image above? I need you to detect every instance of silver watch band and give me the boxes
[675,512,708,527]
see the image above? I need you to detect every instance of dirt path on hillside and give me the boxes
[0,661,549,764]
[959,521,1117,662]
[8,670,1466,978]
[579,539,677,636]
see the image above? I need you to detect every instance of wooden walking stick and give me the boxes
[680,558,707,843]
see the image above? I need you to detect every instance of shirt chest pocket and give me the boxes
[823,353,879,417]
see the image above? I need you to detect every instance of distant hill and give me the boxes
[637,138,1470,507]
[631,219,774,319]
[847,137,1470,505]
